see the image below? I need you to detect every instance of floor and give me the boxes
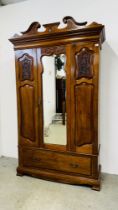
[44,123,66,145]
[0,157,118,210]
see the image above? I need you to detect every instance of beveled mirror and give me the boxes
[42,54,66,145]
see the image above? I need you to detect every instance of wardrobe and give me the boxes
[9,16,105,190]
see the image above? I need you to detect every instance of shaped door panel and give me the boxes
[15,49,39,146]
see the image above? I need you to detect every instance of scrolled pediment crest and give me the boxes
[21,22,41,35]
[9,16,105,47]
[20,16,88,36]
[12,16,104,37]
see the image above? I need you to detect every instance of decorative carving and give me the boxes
[20,17,103,36]
[63,16,87,29]
[20,17,88,36]
[22,58,31,80]
[42,17,87,33]
[41,46,65,56]
[18,54,33,81]
[21,22,41,35]
[43,22,60,33]
[9,17,105,46]
[76,48,94,79]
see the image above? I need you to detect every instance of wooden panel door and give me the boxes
[15,49,39,147]
[70,43,100,155]
[75,83,94,146]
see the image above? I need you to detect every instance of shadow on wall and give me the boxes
[100,41,118,173]
[1,0,27,6]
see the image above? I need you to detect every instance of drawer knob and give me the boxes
[32,157,41,162]
[70,163,79,168]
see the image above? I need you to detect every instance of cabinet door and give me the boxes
[15,49,39,146]
[70,43,99,154]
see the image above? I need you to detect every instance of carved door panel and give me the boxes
[15,49,39,146]
[70,43,99,155]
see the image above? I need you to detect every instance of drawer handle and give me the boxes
[70,163,79,168]
[32,157,41,162]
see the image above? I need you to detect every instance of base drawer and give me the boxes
[22,148,92,176]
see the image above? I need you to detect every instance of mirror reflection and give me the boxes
[42,54,66,145]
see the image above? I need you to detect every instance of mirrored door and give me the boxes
[42,54,67,145]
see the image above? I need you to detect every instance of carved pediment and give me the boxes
[9,16,105,47]
[21,22,41,35]
[21,16,88,35]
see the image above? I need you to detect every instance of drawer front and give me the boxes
[22,149,91,176]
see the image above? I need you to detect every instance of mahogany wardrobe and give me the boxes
[9,16,105,190]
